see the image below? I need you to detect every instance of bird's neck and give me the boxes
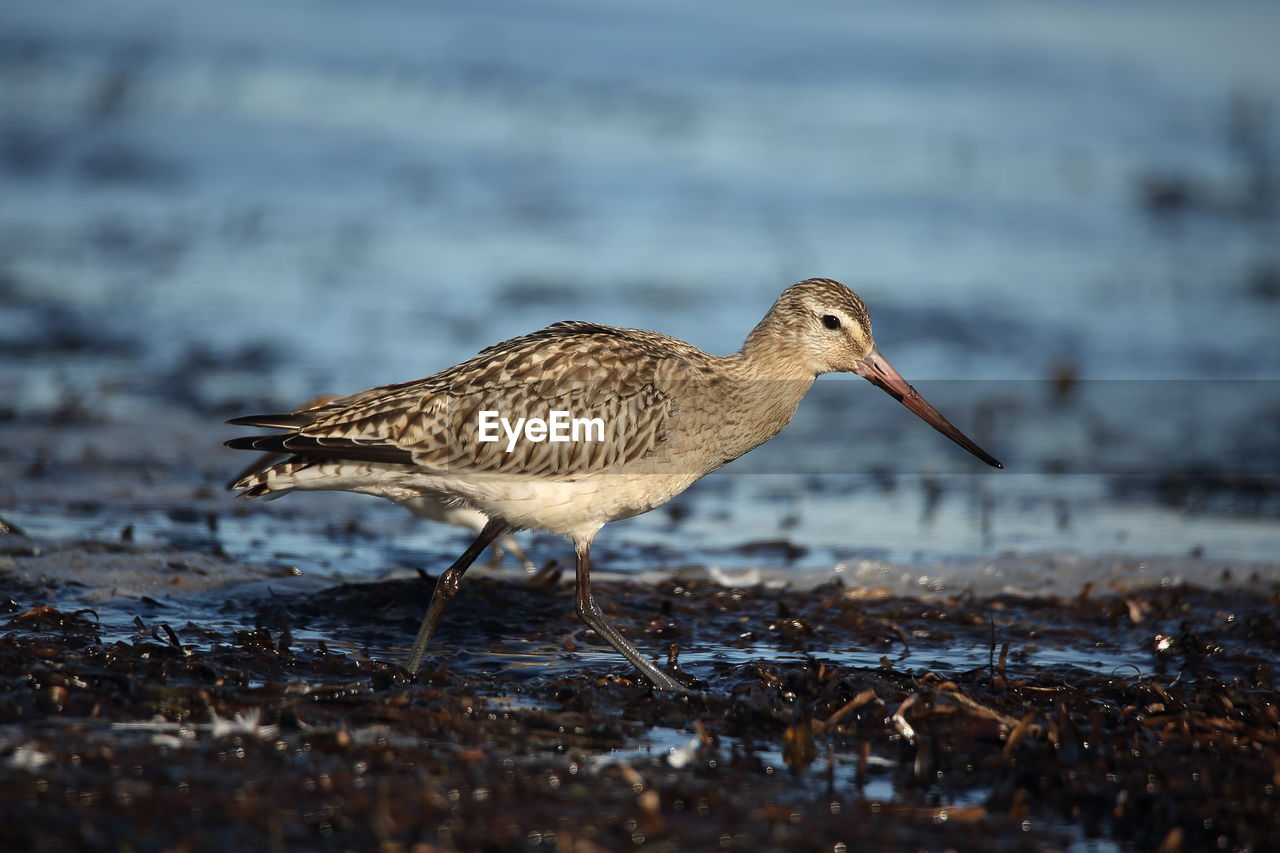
[668,325,815,467]
[727,315,818,382]
[687,353,812,468]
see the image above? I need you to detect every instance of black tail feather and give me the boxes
[226,412,318,429]
[224,433,414,466]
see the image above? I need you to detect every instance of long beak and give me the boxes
[854,349,1002,468]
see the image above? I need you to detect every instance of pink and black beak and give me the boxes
[854,349,1002,468]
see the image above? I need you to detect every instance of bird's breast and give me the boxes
[454,471,703,539]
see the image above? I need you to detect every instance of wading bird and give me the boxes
[227,278,1001,691]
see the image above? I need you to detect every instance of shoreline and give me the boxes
[3,528,1278,851]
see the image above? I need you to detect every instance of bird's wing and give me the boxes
[227,322,709,484]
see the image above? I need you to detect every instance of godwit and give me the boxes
[227,278,1000,691]
[230,395,537,571]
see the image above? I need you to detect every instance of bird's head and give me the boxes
[756,278,1002,468]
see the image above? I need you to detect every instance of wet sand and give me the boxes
[4,531,1279,852]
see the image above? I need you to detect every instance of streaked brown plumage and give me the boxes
[230,395,537,572]
[227,278,1001,691]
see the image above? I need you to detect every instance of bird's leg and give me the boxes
[405,518,509,674]
[480,541,506,570]
[480,535,536,571]
[502,535,539,573]
[572,540,685,692]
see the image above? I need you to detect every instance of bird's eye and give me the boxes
[821,314,841,330]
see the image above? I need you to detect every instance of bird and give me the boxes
[226,278,1001,692]
[229,395,538,572]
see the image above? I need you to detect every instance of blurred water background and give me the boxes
[3,0,1279,593]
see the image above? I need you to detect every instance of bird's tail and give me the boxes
[224,394,342,497]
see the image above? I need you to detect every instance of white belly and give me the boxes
[448,471,701,540]
[277,461,700,542]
